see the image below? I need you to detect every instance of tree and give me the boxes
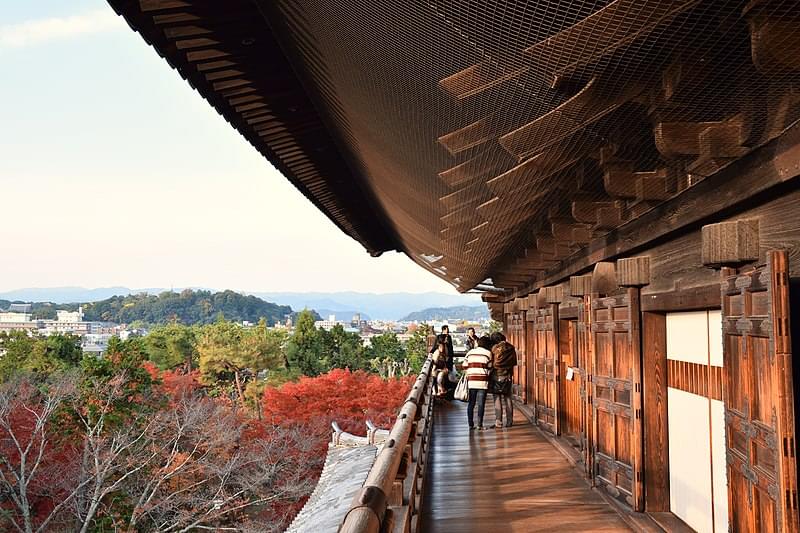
[0,371,318,533]
[488,320,503,334]
[322,324,367,371]
[284,309,323,376]
[404,324,432,374]
[197,319,284,409]
[145,323,197,371]
[367,332,405,362]
[0,373,79,533]
[0,333,82,381]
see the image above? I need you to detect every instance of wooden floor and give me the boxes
[420,399,632,533]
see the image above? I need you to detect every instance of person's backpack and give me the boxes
[492,341,517,369]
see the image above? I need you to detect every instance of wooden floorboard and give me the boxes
[420,399,632,532]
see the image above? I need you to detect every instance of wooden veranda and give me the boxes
[420,400,631,533]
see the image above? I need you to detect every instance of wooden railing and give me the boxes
[339,356,435,533]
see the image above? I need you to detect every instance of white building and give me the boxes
[56,307,84,323]
[0,312,32,323]
[315,314,344,331]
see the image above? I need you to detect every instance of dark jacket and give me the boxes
[466,335,478,351]
[430,333,454,370]
[491,341,517,370]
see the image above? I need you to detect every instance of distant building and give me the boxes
[0,311,32,323]
[56,307,84,323]
[8,303,31,313]
[315,315,343,331]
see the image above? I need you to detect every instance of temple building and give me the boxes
[109,1,800,531]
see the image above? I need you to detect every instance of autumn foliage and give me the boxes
[263,368,414,433]
[1,357,413,532]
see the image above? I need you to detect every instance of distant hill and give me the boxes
[0,288,481,321]
[253,291,481,320]
[2,290,300,326]
[315,309,370,321]
[79,290,295,326]
[401,305,489,322]
[0,286,211,304]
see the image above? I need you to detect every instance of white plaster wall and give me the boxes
[667,311,709,364]
[710,399,729,533]
[668,387,714,533]
[708,310,723,367]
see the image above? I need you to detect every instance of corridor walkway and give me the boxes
[420,399,631,532]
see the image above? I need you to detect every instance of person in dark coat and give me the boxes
[465,327,479,351]
[429,325,454,372]
[490,332,517,428]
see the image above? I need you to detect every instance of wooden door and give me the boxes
[525,312,536,407]
[517,310,528,403]
[721,250,798,532]
[560,319,583,447]
[578,295,594,478]
[591,288,644,510]
[535,303,560,434]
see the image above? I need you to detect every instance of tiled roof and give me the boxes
[285,444,377,533]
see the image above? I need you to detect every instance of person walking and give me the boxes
[462,335,493,430]
[433,341,449,397]
[465,327,479,351]
[429,325,455,372]
[490,332,517,428]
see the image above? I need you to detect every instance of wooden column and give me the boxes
[617,256,649,512]
[571,274,594,478]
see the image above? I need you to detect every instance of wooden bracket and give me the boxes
[591,262,618,296]
[570,274,593,297]
[541,285,564,304]
[701,219,760,267]
[616,256,651,287]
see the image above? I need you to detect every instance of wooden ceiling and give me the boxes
[110,0,800,295]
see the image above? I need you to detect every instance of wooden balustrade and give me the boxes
[339,356,435,533]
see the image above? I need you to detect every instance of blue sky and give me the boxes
[0,2,466,296]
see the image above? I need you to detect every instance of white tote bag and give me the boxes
[454,373,469,402]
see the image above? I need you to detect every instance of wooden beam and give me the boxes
[745,2,800,75]
[516,119,800,293]
[439,61,528,100]
[439,154,509,188]
[640,284,720,312]
[521,0,701,87]
[438,118,492,155]
[498,78,641,160]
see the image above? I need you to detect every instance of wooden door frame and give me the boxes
[642,312,670,512]
[559,317,582,446]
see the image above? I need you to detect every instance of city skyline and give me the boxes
[0,2,459,295]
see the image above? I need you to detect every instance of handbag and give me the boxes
[491,378,512,396]
[454,373,469,402]
[448,366,459,383]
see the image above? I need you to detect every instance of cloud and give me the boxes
[0,8,125,48]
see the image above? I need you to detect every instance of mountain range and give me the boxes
[401,305,489,322]
[0,287,482,321]
[253,291,481,320]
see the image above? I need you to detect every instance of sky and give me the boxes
[0,1,462,296]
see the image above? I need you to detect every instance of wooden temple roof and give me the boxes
[109,0,800,295]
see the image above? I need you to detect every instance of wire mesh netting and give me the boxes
[145,0,800,293]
